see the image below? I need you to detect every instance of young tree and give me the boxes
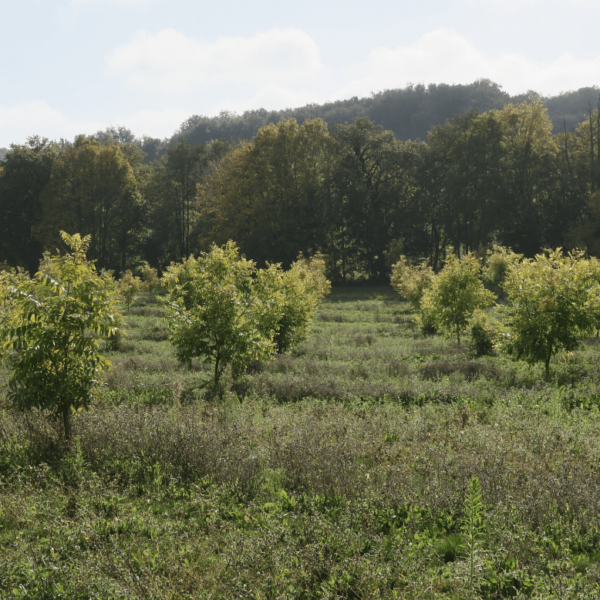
[420,253,495,344]
[1,232,122,439]
[118,270,142,311]
[136,261,160,293]
[162,242,285,387]
[584,256,600,337]
[482,245,523,299]
[499,248,594,377]
[390,256,434,311]
[271,253,331,354]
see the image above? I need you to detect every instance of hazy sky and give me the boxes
[2,0,600,147]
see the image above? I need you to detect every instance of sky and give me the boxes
[2,0,600,147]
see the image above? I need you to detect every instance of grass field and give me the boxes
[2,286,600,598]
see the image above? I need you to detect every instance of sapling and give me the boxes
[464,476,485,593]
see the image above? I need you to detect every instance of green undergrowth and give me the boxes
[2,287,600,598]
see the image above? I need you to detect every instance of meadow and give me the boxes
[2,286,600,598]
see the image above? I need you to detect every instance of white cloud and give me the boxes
[216,84,324,115]
[114,107,190,139]
[0,101,104,146]
[478,0,593,5]
[71,0,153,6]
[0,101,188,147]
[107,28,324,92]
[335,28,600,99]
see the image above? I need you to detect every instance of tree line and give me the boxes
[2,97,600,282]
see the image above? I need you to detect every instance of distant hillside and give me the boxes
[172,80,600,148]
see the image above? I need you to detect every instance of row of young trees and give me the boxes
[392,246,600,377]
[0,234,329,439]
[3,99,600,281]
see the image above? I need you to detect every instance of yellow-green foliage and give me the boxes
[118,270,142,310]
[584,256,600,337]
[390,256,434,311]
[1,232,122,438]
[468,309,500,357]
[273,252,331,354]
[483,245,523,298]
[499,248,596,377]
[162,242,285,386]
[420,253,495,344]
[163,244,330,385]
[137,261,160,293]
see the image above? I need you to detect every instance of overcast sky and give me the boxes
[2,0,600,147]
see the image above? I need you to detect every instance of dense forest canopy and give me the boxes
[2,80,600,283]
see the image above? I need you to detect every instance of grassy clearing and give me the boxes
[2,287,600,598]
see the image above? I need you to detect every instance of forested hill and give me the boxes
[2,81,598,163]
[174,80,600,148]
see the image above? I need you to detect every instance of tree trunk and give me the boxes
[62,404,71,440]
[214,356,221,386]
[545,354,551,380]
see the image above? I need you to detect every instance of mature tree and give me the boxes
[330,117,417,282]
[0,137,60,272]
[499,249,594,377]
[34,136,144,273]
[566,191,600,256]
[146,139,228,266]
[425,110,505,255]
[1,232,121,439]
[198,119,335,268]
[491,100,562,255]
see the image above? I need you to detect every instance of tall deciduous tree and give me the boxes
[146,139,228,266]
[35,137,144,273]
[330,118,416,282]
[0,137,59,272]
[492,100,561,255]
[425,110,504,256]
[198,119,335,268]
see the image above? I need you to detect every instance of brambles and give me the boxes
[1,232,121,439]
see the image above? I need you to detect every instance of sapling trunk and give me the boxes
[62,404,71,440]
